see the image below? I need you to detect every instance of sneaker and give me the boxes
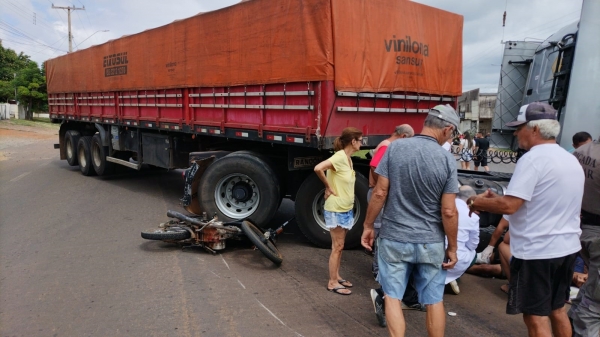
[401,302,427,312]
[449,280,460,295]
[370,289,386,327]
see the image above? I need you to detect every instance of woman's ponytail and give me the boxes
[333,127,363,151]
[333,137,343,151]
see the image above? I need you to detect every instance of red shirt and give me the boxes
[370,145,388,168]
[368,145,388,187]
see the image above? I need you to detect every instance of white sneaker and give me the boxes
[370,289,386,327]
[449,280,460,295]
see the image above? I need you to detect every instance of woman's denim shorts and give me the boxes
[323,210,354,230]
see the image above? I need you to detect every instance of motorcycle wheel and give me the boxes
[240,220,282,266]
[141,227,191,241]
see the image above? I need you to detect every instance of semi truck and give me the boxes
[46,0,463,248]
[492,0,599,151]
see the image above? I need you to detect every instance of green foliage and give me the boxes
[0,44,47,119]
[0,46,30,81]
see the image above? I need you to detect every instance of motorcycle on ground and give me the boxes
[141,210,291,266]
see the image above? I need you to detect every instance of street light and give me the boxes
[77,30,109,48]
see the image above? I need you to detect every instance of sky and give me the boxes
[0,0,583,93]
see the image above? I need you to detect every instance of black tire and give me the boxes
[141,227,191,241]
[91,134,115,176]
[77,136,96,176]
[198,152,280,226]
[64,130,81,166]
[240,220,283,265]
[294,173,368,249]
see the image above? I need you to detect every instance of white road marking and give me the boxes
[256,299,304,337]
[210,271,221,278]
[10,172,31,182]
[237,280,246,289]
[220,255,230,270]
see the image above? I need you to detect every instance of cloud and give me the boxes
[1,0,582,92]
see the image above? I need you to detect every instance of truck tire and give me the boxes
[295,173,368,249]
[91,134,115,176]
[240,220,283,265]
[65,130,81,166]
[141,227,191,241]
[77,136,96,176]
[198,152,280,227]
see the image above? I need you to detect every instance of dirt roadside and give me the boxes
[0,120,59,161]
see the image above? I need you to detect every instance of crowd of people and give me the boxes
[455,130,491,171]
[314,102,599,337]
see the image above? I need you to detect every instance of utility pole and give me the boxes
[51,4,85,53]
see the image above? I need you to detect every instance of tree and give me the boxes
[15,61,47,119]
[0,44,47,119]
[0,45,30,81]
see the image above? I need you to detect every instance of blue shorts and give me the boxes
[376,238,446,305]
[323,210,354,230]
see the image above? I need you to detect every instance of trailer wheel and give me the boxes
[198,152,280,226]
[77,136,96,176]
[240,220,283,265]
[91,134,115,176]
[294,173,368,249]
[65,130,81,166]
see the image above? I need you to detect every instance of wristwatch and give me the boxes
[468,199,474,208]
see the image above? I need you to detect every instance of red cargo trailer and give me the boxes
[47,0,463,248]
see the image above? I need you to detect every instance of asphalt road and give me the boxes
[0,121,527,337]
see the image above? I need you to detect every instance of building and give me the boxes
[457,88,496,136]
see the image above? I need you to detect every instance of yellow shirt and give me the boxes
[324,150,356,212]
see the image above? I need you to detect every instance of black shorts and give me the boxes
[506,253,577,316]
[474,155,488,166]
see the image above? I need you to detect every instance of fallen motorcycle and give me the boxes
[141,210,287,266]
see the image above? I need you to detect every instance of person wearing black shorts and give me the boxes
[507,253,577,316]
[473,132,490,171]
[466,103,584,336]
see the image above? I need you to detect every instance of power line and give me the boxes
[0,35,66,51]
[0,22,68,52]
[51,4,85,53]
[77,0,96,44]
[3,0,58,32]
[0,35,67,58]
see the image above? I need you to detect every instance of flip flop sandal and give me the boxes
[338,279,353,288]
[327,286,352,295]
[500,284,509,294]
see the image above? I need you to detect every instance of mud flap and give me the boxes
[181,157,215,215]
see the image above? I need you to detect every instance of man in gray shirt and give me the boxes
[362,104,460,337]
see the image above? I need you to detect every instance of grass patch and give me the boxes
[3,118,58,128]
[352,149,371,159]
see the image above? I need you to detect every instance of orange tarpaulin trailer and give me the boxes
[46,0,462,96]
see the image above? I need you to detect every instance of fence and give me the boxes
[0,103,9,120]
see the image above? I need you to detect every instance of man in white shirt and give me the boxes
[445,185,480,294]
[467,102,584,337]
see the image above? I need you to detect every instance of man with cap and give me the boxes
[367,124,424,328]
[467,102,584,337]
[361,104,460,337]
